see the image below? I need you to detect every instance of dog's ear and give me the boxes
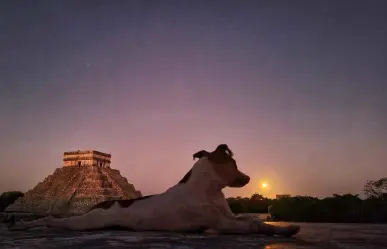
[215,144,234,157]
[193,150,210,160]
[208,144,234,164]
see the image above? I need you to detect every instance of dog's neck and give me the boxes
[181,158,227,198]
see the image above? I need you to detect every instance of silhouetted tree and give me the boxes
[0,191,24,212]
[250,193,264,201]
[363,177,387,199]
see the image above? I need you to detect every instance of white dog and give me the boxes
[6,144,300,237]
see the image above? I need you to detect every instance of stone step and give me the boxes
[6,165,141,214]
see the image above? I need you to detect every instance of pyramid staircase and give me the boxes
[6,166,142,214]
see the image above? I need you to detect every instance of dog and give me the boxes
[6,144,300,236]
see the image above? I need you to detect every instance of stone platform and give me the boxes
[1,222,386,249]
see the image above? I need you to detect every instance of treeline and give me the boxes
[0,191,24,212]
[227,177,387,223]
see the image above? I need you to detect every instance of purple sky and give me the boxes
[1,1,386,198]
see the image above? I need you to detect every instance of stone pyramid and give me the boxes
[6,150,142,215]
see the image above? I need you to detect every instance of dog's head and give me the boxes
[191,144,250,188]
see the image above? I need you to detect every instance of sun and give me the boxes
[261,182,268,189]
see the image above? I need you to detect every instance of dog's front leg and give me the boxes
[213,217,300,237]
[235,214,260,222]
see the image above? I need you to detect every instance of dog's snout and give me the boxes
[239,174,250,185]
[229,173,250,188]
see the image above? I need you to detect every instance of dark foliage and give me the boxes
[363,177,387,199]
[227,177,387,223]
[0,191,24,212]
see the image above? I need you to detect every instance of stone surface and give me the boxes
[1,222,386,249]
[5,166,142,214]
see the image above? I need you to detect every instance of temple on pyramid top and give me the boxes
[63,150,111,168]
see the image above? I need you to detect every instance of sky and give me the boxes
[0,0,386,199]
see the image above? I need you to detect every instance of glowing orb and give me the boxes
[261,182,268,188]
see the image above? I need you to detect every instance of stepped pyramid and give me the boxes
[6,150,142,214]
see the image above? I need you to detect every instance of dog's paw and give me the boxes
[283,225,300,237]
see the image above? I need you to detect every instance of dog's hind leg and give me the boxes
[9,209,120,231]
[7,215,52,230]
